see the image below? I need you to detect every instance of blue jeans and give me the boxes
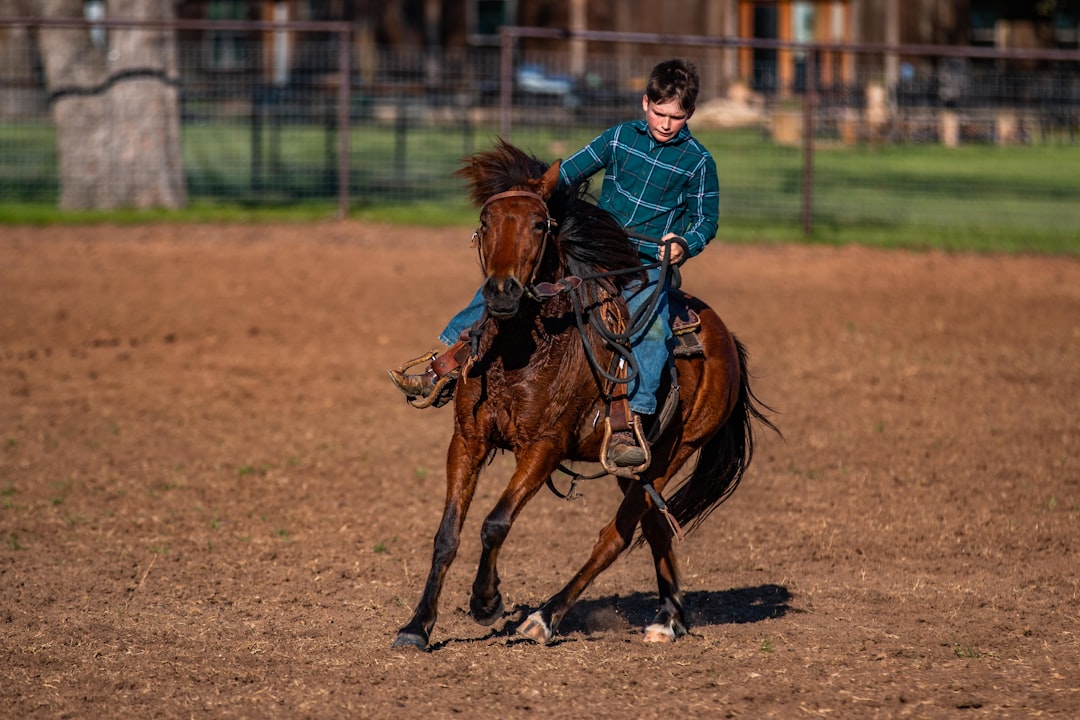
[621,265,671,414]
[440,265,671,415]
[438,288,486,346]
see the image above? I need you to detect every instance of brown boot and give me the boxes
[388,340,469,408]
[387,365,439,398]
[608,430,647,467]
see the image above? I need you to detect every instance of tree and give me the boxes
[35,0,186,210]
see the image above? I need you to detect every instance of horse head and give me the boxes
[473,160,562,319]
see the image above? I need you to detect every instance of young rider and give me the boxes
[389,58,719,467]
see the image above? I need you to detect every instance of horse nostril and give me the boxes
[482,275,524,317]
[484,275,522,297]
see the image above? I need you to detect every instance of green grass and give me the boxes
[2,119,1079,255]
[704,130,1080,254]
[0,199,345,225]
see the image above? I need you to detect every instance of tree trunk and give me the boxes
[36,0,186,210]
[0,0,46,118]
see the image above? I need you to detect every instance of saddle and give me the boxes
[670,289,704,358]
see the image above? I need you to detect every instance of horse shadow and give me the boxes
[559,583,793,636]
[431,584,791,650]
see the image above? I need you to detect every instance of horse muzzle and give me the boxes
[482,275,525,318]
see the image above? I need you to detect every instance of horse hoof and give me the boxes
[470,594,505,627]
[392,631,428,650]
[516,611,552,644]
[643,623,677,643]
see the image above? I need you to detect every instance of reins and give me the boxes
[472,187,685,388]
[545,233,687,387]
[472,187,688,510]
[543,242,685,504]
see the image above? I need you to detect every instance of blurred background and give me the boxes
[1,1,1078,251]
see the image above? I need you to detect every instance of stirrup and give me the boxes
[412,374,456,409]
[395,349,439,375]
[392,350,457,409]
[600,416,651,477]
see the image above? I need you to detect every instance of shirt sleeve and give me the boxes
[680,152,720,257]
[558,128,613,187]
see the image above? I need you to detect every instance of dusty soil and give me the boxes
[1,222,1077,719]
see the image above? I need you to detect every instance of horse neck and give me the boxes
[484,294,582,365]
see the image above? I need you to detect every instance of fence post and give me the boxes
[251,86,263,193]
[337,25,351,219]
[499,28,514,141]
[801,47,816,237]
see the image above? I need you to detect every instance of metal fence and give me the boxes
[1,18,1078,246]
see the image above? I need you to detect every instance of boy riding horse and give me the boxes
[389,58,720,468]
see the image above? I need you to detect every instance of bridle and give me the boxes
[469,186,686,389]
[472,189,558,296]
[467,185,691,507]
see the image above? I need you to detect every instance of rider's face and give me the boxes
[642,96,692,143]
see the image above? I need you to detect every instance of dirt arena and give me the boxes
[1,222,1077,718]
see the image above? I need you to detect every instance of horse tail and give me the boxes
[664,337,780,535]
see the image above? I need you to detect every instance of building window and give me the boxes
[208,0,247,71]
[471,0,516,45]
[971,1,998,46]
[1054,7,1079,47]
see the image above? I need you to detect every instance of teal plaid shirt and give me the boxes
[558,119,719,260]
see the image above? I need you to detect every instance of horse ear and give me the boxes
[539,159,562,199]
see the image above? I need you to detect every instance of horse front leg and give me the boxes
[469,443,562,628]
[393,433,483,650]
[517,482,647,644]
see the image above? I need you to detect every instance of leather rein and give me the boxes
[472,188,680,386]
[473,189,655,303]
[471,187,686,509]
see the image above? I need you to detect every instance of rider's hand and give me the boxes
[658,234,686,264]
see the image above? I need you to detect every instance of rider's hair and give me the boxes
[645,59,700,114]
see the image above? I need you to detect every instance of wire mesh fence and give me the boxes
[1,18,1078,248]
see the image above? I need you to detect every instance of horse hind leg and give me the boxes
[639,506,689,643]
[516,483,647,644]
[644,599,688,643]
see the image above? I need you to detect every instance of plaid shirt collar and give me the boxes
[629,119,693,150]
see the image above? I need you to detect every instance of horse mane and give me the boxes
[455,139,642,288]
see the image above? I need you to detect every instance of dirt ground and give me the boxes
[1,222,1077,719]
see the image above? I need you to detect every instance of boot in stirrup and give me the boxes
[607,414,649,468]
[388,341,467,409]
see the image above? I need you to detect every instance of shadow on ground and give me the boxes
[562,583,793,634]
[427,584,791,650]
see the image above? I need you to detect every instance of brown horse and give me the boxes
[393,140,776,650]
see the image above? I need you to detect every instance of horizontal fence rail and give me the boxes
[496,27,1080,237]
[1,18,1078,249]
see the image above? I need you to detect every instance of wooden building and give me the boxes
[171,1,1078,93]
